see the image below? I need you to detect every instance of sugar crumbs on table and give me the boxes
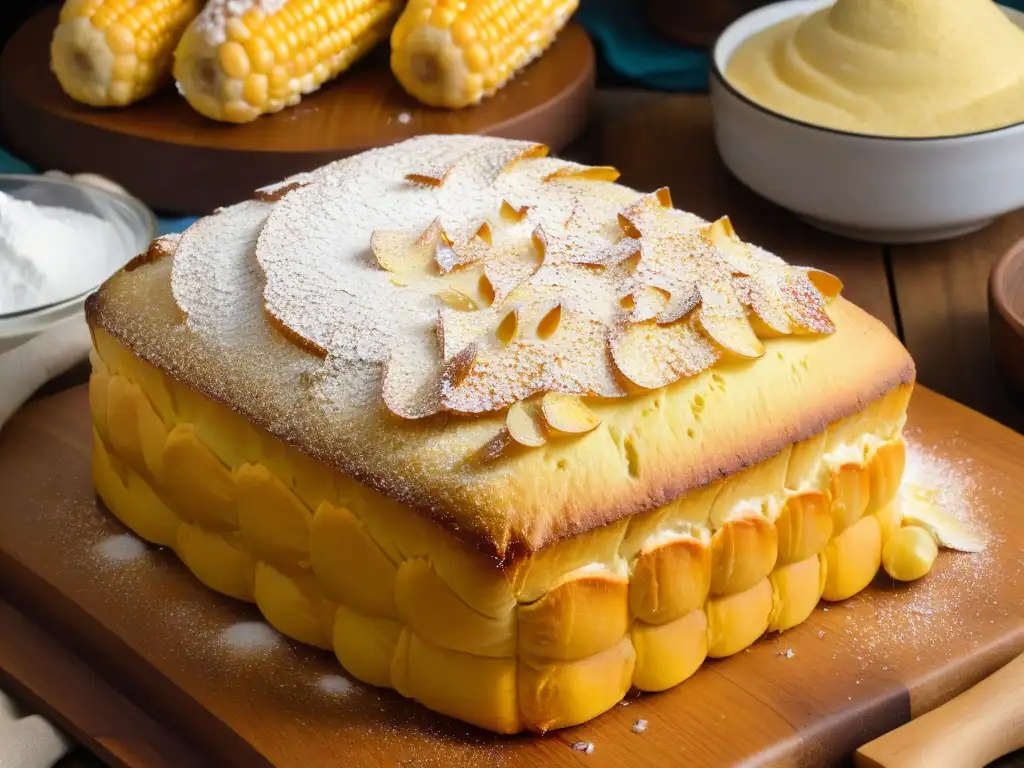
[619,699,631,707]
[318,675,353,696]
[397,112,412,124]
[817,630,826,639]
[93,533,147,564]
[632,719,648,734]
[218,621,281,653]
[572,741,595,754]
[779,648,795,658]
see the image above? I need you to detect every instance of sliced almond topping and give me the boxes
[474,221,493,246]
[435,224,491,274]
[496,307,519,344]
[543,165,621,183]
[501,199,530,222]
[657,284,700,325]
[618,188,675,238]
[381,336,443,420]
[477,428,513,463]
[733,276,793,336]
[541,392,601,435]
[489,142,549,179]
[703,216,737,244]
[901,486,986,553]
[780,274,836,334]
[263,305,328,358]
[610,318,718,389]
[696,285,765,359]
[568,235,642,268]
[435,288,478,312]
[536,302,562,339]
[626,286,671,322]
[253,180,308,202]
[440,344,477,394]
[404,163,454,187]
[507,400,548,447]
[804,267,844,299]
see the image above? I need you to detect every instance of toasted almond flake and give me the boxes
[901,485,986,552]
[657,284,700,324]
[804,267,844,299]
[541,392,601,435]
[404,163,454,187]
[610,317,718,389]
[507,400,548,447]
[501,199,530,222]
[234,136,840,424]
[543,164,620,183]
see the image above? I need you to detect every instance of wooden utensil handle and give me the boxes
[855,653,1024,768]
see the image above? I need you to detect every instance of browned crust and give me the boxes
[85,275,915,564]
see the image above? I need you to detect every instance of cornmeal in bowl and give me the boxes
[85,135,914,733]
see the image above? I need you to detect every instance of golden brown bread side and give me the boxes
[85,135,914,560]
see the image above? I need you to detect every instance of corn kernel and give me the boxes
[218,41,251,79]
[112,53,139,82]
[431,6,458,27]
[244,37,275,73]
[91,7,115,29]
[464,43,489,73]
[226,17,251,42]
[882,525,938,582]
[105,23,135,55]
[224,100,257,123]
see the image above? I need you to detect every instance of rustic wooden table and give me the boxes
[25,89,1024,768]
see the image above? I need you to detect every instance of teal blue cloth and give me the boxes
[576,0,1024,92]
[0,147,197,235]
[577,0,708,92]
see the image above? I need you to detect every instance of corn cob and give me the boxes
[173,0,402,124]
[390,0,579,109]
[51,0,201,107]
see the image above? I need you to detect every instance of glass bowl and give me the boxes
[0,173,156,320]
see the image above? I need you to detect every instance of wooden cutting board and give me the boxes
[0,385,1021,768]
[0,7,595,214]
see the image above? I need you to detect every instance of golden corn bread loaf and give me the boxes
[85,135,915,734]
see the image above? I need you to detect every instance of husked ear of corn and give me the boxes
[390,0,579,109]
[173,0,402,124]
[51,0,201,107]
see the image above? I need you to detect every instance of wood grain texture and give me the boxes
[0,385,1021,768]
[0,7,595,213]
[594,94,899,334]
[988,237,1024,396]
[0,600,206,768]
[890,212,1024,434]
[855,653,1024,768]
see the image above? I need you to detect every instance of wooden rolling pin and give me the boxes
[856,653,1024,768]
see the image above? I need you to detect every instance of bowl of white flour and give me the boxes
[0,174,155,351]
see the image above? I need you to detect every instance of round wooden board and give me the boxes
[0,7,595,214]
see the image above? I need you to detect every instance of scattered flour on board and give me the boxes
[93,533,148,564]
[838,436,1013,659]
[318,675,354,696]
[218,621,282,653]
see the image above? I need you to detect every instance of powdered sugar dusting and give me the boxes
[218,621,282,652]
[247,134,837,420]
[318,674,354,696]
[93,533,147,564]
[837,438,1006,657]
[901,436,990,547]
[193,0,289,45]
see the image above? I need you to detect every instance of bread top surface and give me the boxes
[86,135,915,559]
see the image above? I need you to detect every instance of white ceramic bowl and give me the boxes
[0,174,155,353]
[709,0,1024,243]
